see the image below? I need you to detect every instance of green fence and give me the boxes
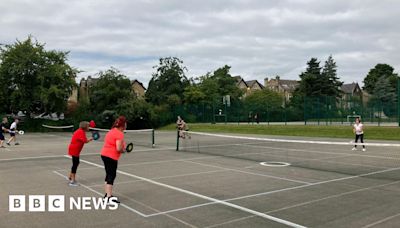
[173,80,400,126]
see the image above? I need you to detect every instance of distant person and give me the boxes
[177,116,190,139]
[67,121,93,186]
[0,117,9,148]
[352,117,366,151]
[254,113,259,124]
[101,116,127,204]
[6,118,20,146]
[248,113,252,124]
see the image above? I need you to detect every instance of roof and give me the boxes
[267,79,299,92]
[245,80,264,89]
[341,83,359,94]
[132,79,146,90]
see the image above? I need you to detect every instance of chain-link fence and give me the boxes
[173,80,400,127]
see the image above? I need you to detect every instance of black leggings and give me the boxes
[71,156,80,174]
[354,134,365,148]
[101,155,118,185]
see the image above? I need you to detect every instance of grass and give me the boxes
[158,123,400,141]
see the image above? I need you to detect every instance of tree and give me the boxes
[296,58,323,97]
[244,89,283,114]
[183,81,206,104]
[89,68,132,113]
[185,65,242,105]
[0,36,77,114]
[146,57,189,106]
[295,57,342,98]
[363,64,398,94]
[321,55,343,98]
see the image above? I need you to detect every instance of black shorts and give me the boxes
[101,155,118,185]
[9,132,15,137]
[0,134,4,141]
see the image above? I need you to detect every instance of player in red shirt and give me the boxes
[101,116,127,203]
[68,121,93,186]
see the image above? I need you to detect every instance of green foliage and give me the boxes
[184,65,242,105]
[0,36,77,114]
[146,57,189,106]
[363,64,398,94]
[296,57,343,98]
[244,89,283,114]
[321,55,343,98]
[89,68,132,113]
[116,97,155,129]
[183,81,206,104]
[364,64,399,117]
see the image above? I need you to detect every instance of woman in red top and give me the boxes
[101,116,127,203]
[68,121,93,186]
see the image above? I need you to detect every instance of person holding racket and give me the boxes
[67,121,93,186]
[6,118,20,146]
[0,117,9,148]
[100,116,127,204]
[352,117,366,151]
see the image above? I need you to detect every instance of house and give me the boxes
[131,79,146,99]
[78,76,99,102]
[264,76,299,101]
[78,76,146,101]
[233,76,264,97]
[340,82,363,109]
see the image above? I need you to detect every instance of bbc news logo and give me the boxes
[9,195,119,212]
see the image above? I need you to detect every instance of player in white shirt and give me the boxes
[352,117,365,151]
[7,118,20,146]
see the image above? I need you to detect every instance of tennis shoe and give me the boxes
[68,181,79,187]
[351,147,357,151]
[15,142,20,145]
[6,142,10,146]
[362,148,366,152]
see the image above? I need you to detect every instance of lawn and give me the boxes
[159,123,400,141]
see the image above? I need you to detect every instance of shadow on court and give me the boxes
[1,131,400,228]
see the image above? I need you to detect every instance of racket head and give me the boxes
[92,131,100,141]
[126,143,134,153]
[18,130,25,135]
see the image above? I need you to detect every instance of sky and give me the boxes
[1,0,399,87]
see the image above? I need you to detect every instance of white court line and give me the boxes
[187,131,400,147]
[70,155,306,228]
[184,140,400,164]
[145,165,400,217]
[0,154,66,161]
[185,160,311,184]
[55,155,216,172]
[207,179,400,228]
[52,170,148,217]
[233,143,400,165]
[362,212,400,228]
[0,147,175,162]
[87,169,229,188]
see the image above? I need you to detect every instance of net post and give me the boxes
[176,130,180,151]
[152,129,155,147]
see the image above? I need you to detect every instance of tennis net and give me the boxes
[42,124,74,133]
[177,131,400,181]
[90,127,155,148]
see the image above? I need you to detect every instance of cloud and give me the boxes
[1,0,399,87]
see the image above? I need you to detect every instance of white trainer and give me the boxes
[352,147,357,151]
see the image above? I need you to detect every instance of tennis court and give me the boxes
[1,129,400,228]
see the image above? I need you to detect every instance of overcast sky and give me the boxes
[1,0,399,87]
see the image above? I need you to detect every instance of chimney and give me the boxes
[264,77,269,87]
